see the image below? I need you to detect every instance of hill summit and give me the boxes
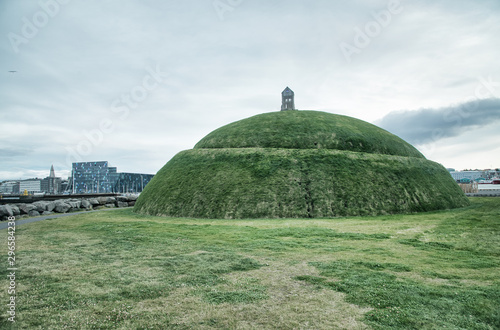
[195,111,424,157]
[134,110,469,219]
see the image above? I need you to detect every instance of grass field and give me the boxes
[1,197,499,329]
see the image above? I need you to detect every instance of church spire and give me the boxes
[50,165,56,178]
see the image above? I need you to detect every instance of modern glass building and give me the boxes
[71,161,154,194]
[72,161,118,193]
[115,173,154,193]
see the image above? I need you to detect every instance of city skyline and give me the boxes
[0,162,155,181]
[0,161,154,195]
[1,1,500,180]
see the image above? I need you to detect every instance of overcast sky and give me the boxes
[1,0,499,181]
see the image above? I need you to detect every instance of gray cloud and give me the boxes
[0,148,32,159]
[375,98,500,145]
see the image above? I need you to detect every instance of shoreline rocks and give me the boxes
[0,195,139,221]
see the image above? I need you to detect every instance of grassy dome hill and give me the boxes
[195,111,425,158]
[135,111,469,219]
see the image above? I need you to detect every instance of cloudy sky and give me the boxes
[1,0,499,181]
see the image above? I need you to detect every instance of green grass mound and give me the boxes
[135,148,469,219]
[135,110,468,219]
[195,111,425,158]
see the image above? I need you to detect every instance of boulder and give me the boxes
[105,203,116,208]
[54,202,71,213]
[97,197,108,205]
[67,200,81,209]
[128,201,136,207]
[42,211,53,216]
[45,201,56,212]
[116,201,129,208]
[32,201,48,213]
[10,205,20,216]
[116,196,129,202]
[18,203,37,215]
[0,205,14,217]
[97,196,116,204]
[88,198,100,205]
[127,195,138,201]
[28,210,41,217]
[81,199,92,210]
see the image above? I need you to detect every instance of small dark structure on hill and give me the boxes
[281,87,295,111]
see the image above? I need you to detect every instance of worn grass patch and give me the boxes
[297,260,499,329]
[0,197,498,329]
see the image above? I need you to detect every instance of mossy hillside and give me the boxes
[134,148,469,219]
[195,111,425,158]
[136,110,468,219]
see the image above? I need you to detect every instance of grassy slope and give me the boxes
[135,148,469,219]
[194,111,425,159]
[1,198,498,329]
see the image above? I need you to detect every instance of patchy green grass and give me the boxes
[0,197,498,329]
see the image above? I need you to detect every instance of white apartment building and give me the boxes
[19,179,42,193]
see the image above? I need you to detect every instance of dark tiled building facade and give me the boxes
[71,161,154,194]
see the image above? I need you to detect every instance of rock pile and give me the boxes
[0,195,138,221]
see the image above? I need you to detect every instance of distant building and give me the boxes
[0,166,63,195]
[281,87,295,111]
[19,179,42,194]
[41,165,62,194]
[483,169,500,179]
[449,171,483,182]
[71,161,118,194]
[60,179,69,193]
[115,172,154,193]
[0,181,19,194]
[70,161,154,194]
